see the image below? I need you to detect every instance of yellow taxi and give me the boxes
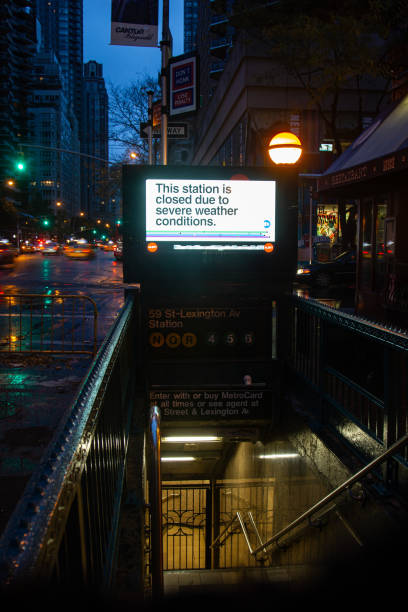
[64,241,95,260]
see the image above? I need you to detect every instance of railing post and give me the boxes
[148,405,163,599]
[317,314,327,424]
[383,346,397,484]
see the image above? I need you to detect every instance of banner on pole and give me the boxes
[111,0,158,47]
[169,53,199,116]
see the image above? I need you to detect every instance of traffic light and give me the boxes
[42,218,50,227]
[15,154,26,173]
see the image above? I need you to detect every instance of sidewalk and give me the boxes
[0,352,92,534]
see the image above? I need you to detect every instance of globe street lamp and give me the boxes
[268,132,303,165]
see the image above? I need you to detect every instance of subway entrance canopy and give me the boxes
[122,165,298,296]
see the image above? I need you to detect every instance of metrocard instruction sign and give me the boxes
[149,388,270,420]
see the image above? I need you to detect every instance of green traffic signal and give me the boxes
[15,156,26,172]
[42,219,49,226]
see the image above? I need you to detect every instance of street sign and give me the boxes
[169,53,199,116]
[167,123,188,138]
[139,122,188,139]
[140,122,159,138]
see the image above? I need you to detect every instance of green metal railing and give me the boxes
[0,294,98,356]
[288,295,408,467]
[0,292,138,589]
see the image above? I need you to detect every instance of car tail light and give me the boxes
[297,268,311,275]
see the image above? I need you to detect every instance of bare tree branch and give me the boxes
[108,74,161,163]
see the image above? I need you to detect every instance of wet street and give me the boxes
[0,248,126,342]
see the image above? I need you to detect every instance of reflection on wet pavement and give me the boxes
[0,353,92,533]
[0,253,125,535]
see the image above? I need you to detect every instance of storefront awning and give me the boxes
[318,93,408,192]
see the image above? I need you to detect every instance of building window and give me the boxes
[360,198,389,290]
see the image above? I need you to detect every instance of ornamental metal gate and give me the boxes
[215,480,274,569]
[162,481,274,570]
[162,483,210,570]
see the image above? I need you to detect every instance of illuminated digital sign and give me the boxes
[122,165,298,291]
[145,179,275,244]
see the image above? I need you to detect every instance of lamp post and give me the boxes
[55,201,64,241]
[160,0,172,166]
[267,132,319,266]
[267,129,304,266]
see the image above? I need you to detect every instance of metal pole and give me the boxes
[160,0,171,165]
[309,185,313,264]
[16,218,21,252]
[147,90,153,165]
[148,405,163,599]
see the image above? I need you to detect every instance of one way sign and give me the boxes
[140,122,188,139]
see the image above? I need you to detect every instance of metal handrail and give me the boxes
[236,511,267,555]
[147,405,163,600]
[292,294,408,350]
[0,294,136,586]
[210,510,266,556]
[251,431,408,557]
[210,514,240,550]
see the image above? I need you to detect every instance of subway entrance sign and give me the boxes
[145,303,274,361]
[122,165,298,295]
[122,166,298,425]
[143,296,280,413]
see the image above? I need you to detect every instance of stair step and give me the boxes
[163,565,319,597]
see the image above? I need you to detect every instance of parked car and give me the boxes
[64,243,95,260]
[42,241,63,255]
[0,239,17,266]
[296,250,356,288]
[113,241,123,260]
